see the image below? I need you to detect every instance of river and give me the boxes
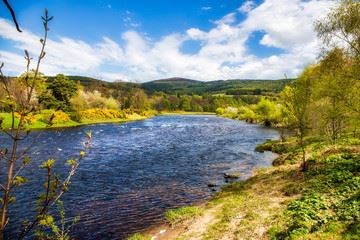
[1,115,279,239]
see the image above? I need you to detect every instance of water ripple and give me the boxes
[0,115,279,239]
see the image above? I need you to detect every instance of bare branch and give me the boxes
[2,0,22,32]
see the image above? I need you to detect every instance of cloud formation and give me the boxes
[0,0,334,82]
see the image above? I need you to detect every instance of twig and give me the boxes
[3,0,22,32]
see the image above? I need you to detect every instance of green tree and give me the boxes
[46,74,77,110]
[256,98,281,127]
[280,66,315,171]
[313,48,354,143]
[315,0,360,58]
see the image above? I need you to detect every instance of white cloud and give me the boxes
[213,13,237,25]
[0,0,335,82]
[239,1,255,13]
[201,6,212,11]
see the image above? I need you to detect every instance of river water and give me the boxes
[1,115,279,239]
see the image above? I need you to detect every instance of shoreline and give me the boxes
[0,111,216,131]
[133,136,360,239]
[135,124,281,240]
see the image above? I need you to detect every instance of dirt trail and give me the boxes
[146,165,298,240]
[147,205,221,240]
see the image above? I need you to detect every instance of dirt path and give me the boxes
[147,204,221,240]
[145,165,299,240]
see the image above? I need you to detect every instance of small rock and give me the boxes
[207,183,218,188]
[223,172,241,179]
[159,229,166,234]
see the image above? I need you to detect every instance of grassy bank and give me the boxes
[0,111,217,130]
[0,112,149,130]
[159,111,216,116]
[132,136,360,240]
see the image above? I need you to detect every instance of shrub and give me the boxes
[79,108,125,121]
[216,107,225,115]
[52,110,71,124]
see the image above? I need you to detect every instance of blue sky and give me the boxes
[0,0,334,82]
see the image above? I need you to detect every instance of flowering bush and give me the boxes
[79,108,125,121]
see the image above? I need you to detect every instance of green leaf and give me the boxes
[40,159,55,169]
[13,176,28,186]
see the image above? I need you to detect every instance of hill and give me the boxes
[141,78,294,95]
[46,75,294,96]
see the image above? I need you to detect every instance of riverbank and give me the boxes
[131,136,360,240]
[159,111,216,116]
[0,111,215,130]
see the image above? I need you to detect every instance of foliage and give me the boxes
[39,74,77,111]
[50,110,71,124]
[283,152,360,238]
[164,206,203,227]
[127,233,152,240]
[315,0,360,58]
[0,9,93,239]
[79,108,125,121]
[255,97,282,127]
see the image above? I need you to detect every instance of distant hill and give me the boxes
[46,75,294,96]
[141,77,203,93]
[141,78,294,95]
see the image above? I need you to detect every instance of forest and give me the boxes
[0,72,292,129]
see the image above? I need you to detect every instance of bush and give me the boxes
[216,107,225,115]
[79,108,125,121]
[52,110,71,124]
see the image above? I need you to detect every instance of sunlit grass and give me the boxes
[165,206,203,227]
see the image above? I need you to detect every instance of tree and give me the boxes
[45,74,77,111]
[315,0,360,139]
[280,66,315,171]
[315,0,360,58]
[0,10,91,239]
[313,48,354,143]
[255,97,281,127]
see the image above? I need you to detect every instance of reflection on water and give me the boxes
[1,115,279,239]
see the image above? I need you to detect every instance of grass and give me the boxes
[127,233,152,240]
[164,206,203,227]
[171,136,360,240]
[159,111,216,115]
[0,110,217,130]
[0,112,149,130]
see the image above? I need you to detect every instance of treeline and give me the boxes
[0,73,248,126]
[219,48,360,141]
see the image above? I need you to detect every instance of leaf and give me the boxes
[39,214,54,227]
[80,151,85,157]
[23,156,31,165]
[9,196,16,204]
[13,176,28,186]
[66,159,76,166]
[40,159,56,169]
